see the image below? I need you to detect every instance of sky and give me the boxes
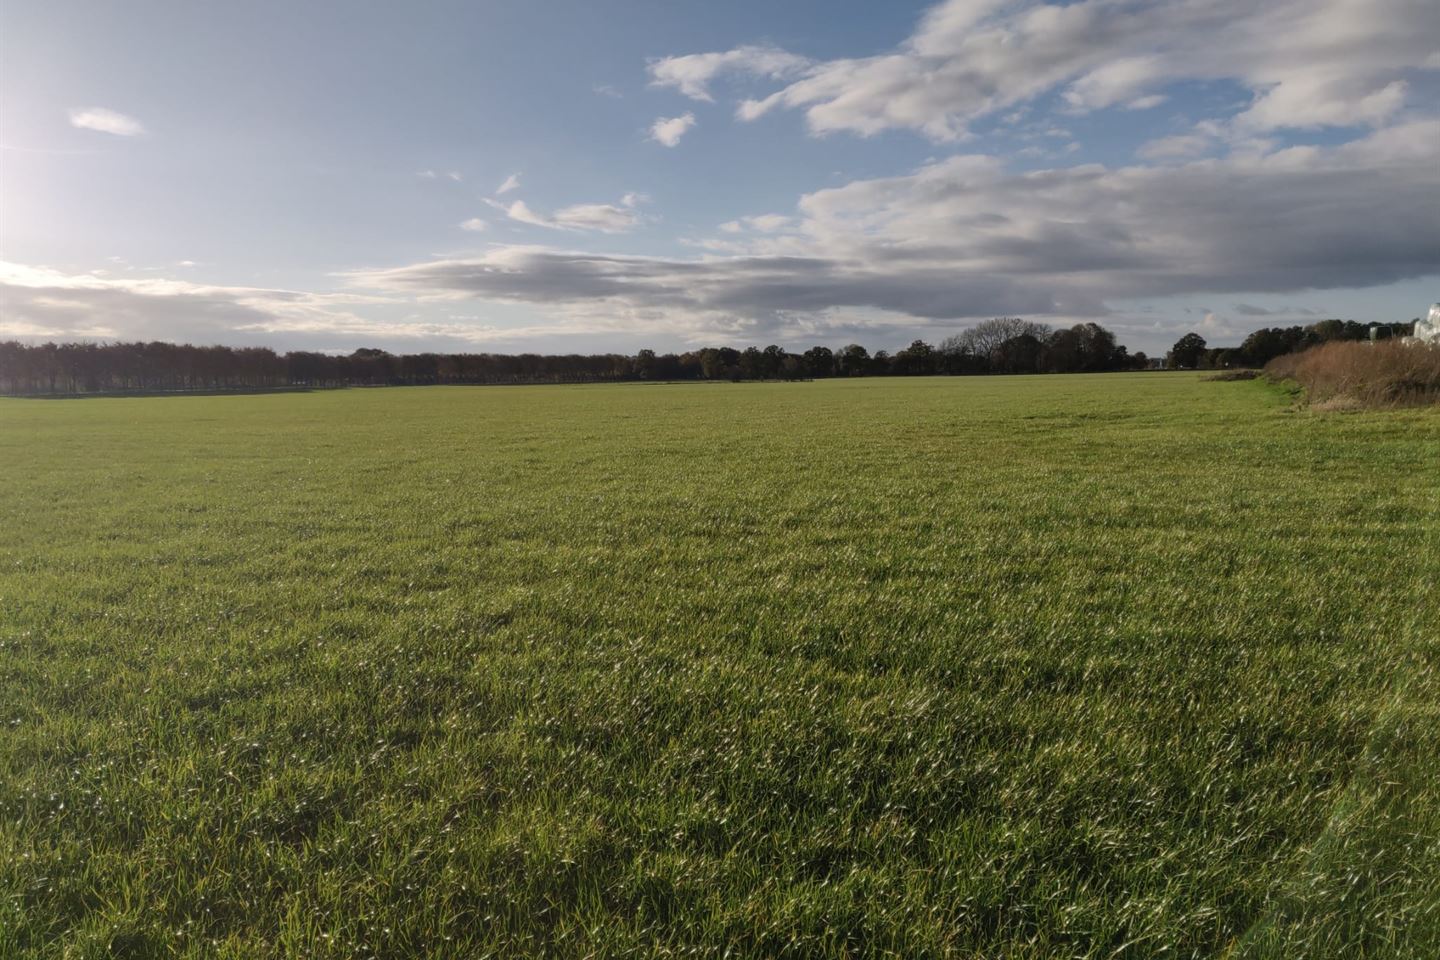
[1,0,1437,357]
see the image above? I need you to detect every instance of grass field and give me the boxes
[2,374,1437,958]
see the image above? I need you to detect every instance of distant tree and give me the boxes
[739,347,764,380]
[762,344,788,379]
[936,336,986,374]
[1203,347,1245,369]
[349,347,395,384]
[993,334,1044,374]
[1041,327,1082,373]
[1,322,1171,395]
[801,346,834,378]
[947,318,1052,362]
[1072,322,1120,372]
[1238,328,1294,367]
[0,341,27,394]
[697,347,727,380]
[838,344,870,377]
[401,352,440,383]
[652,352,685,380]
[1167,333,1207,369]
[892,339,936,375]
[635,348,658,379]
[936,333,967,358]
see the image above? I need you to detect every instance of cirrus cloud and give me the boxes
[485,192,647,233]
[68,107,145,137]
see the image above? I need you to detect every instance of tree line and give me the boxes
[1,319,1155,396]
[1165,318,1418,370]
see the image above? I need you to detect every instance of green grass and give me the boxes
[2,374,1437,959]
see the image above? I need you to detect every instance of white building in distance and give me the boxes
[1411,303,1440,344]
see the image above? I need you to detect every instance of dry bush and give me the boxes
[1264,339,1440,408]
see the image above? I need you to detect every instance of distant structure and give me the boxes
[1412,303,1440,344]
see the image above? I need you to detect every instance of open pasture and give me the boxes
[2,374,1437,958]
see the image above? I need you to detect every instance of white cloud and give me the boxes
[0,261,405,344]
[0,260,727,350]
[496,173,521,195]
[459,218,488,232]
[9,121,1435,352]
[351,121,1440,339]
[1242,79,1409,131]
[68,107,144,137]
[648,44,810,101]
[1062,56,1167,112]
[491,199,549,229]
[658,0,1439,140]
[747,214,792,233]
[1126,94,1168,110]
[1196,310,1246,339]
[720,214,793,234]
[548,203,644,233]
[486,195,645,233]
[649,113,696,147]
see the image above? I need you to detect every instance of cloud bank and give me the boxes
[351,120,1439,340]
[11,1,1437,353]
[0,262,417,346]
[13,118,1432,351]
[650,0,1439,140]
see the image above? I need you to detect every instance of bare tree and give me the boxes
[940,318,1052,361]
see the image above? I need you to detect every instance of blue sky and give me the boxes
[2,0,1437,356]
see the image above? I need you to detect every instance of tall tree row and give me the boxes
[1,320,1152,396]
[1164,318,1418,370]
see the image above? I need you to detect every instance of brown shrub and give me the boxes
[1309,394,1367,413]
[1264,340,1440,408]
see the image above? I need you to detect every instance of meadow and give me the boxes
[2,374,1437,959]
